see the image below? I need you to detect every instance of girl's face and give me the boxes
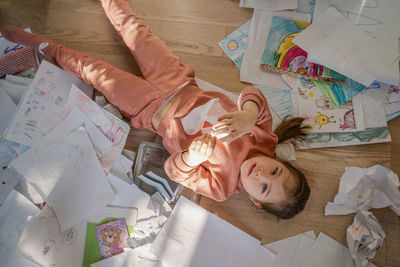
[239,156,297,208]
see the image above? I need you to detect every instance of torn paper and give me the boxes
[91,248,163,267]
[325,165,400,216]
[346,211,385,267]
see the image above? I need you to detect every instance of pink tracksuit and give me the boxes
[0,0,278,201]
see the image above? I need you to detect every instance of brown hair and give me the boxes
[261,116,310,219]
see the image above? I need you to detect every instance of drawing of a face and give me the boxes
[288,55,307,72]
[315,112,336,129]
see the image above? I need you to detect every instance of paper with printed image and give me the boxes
[293,7,399,86]
[240,0,298,10]
[18,206,87,267]
[240,10,311,90]
[346,211,385,267]
[325,165,400,216]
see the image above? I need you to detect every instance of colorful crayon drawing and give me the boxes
[260,16,346,82]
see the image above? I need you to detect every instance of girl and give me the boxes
[0,0,310,219]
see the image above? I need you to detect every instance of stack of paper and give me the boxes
[219,1,400,150]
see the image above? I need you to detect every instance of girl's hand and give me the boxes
[212,101,259,143]
[182,134,216,167]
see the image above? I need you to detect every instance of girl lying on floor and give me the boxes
[0,0,310,219]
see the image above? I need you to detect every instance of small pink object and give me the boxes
[94,218,129,259]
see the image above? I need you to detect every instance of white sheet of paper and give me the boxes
[301,232,354,267]
[293,7,399,86]
[240,10,311,90]
[314,0,400,52]
[4,60,89,146]
[10,107,115,203]
[150,197,271,267]
[107,173,151,219]
[0,88,16,136]
[0,190,40,267]
[0,79,28,105]
[46,129,115,231]
[5,74,33,86]
[325,164,400,216]
[346,211,385,267]
[18,206,86,267]
[46,84,129,170]
[91,248,163,267]
[87,205,138,226]
[239,0,298,10]
[0,167,21,206]
[355,88,387,129]
[251,231,316,267]
[110,153,135,183]
[291,234,318,267]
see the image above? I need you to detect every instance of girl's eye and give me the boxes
[272,168,278,175]
[261,184,267,193]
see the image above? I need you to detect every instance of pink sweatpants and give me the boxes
[0,0,196,132]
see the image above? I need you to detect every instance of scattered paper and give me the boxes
[0,190,40,267]
[347,211,385,267]
[0,167,21,206]
[0,89,16,136]
[325,165,400,216]
[240,0,298,11]
[4,60,92,147]
[91,248,163,267]
[251,231,316,267]
[301,232,354,267]
[150,197,271,267]
[18,206,87,267]
[5,74,33,86]
[293,7,399,86]
[314,0,400,52]
[46,84,129,170]
[240,10,311,89]
[107,173,151,219]
[0,79,28,105]
[46,128,115,231]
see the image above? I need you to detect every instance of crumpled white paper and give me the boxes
[325,164,400,216]
[180,98,229,136]
[346,211,385,267]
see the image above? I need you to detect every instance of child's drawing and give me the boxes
[283,74,361,133]
[260,16,346,83]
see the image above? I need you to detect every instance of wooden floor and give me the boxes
[2,0,400,266]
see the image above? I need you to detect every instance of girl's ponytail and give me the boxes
[274,116,308,144]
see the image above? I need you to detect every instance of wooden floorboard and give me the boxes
[1,0,399,266]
